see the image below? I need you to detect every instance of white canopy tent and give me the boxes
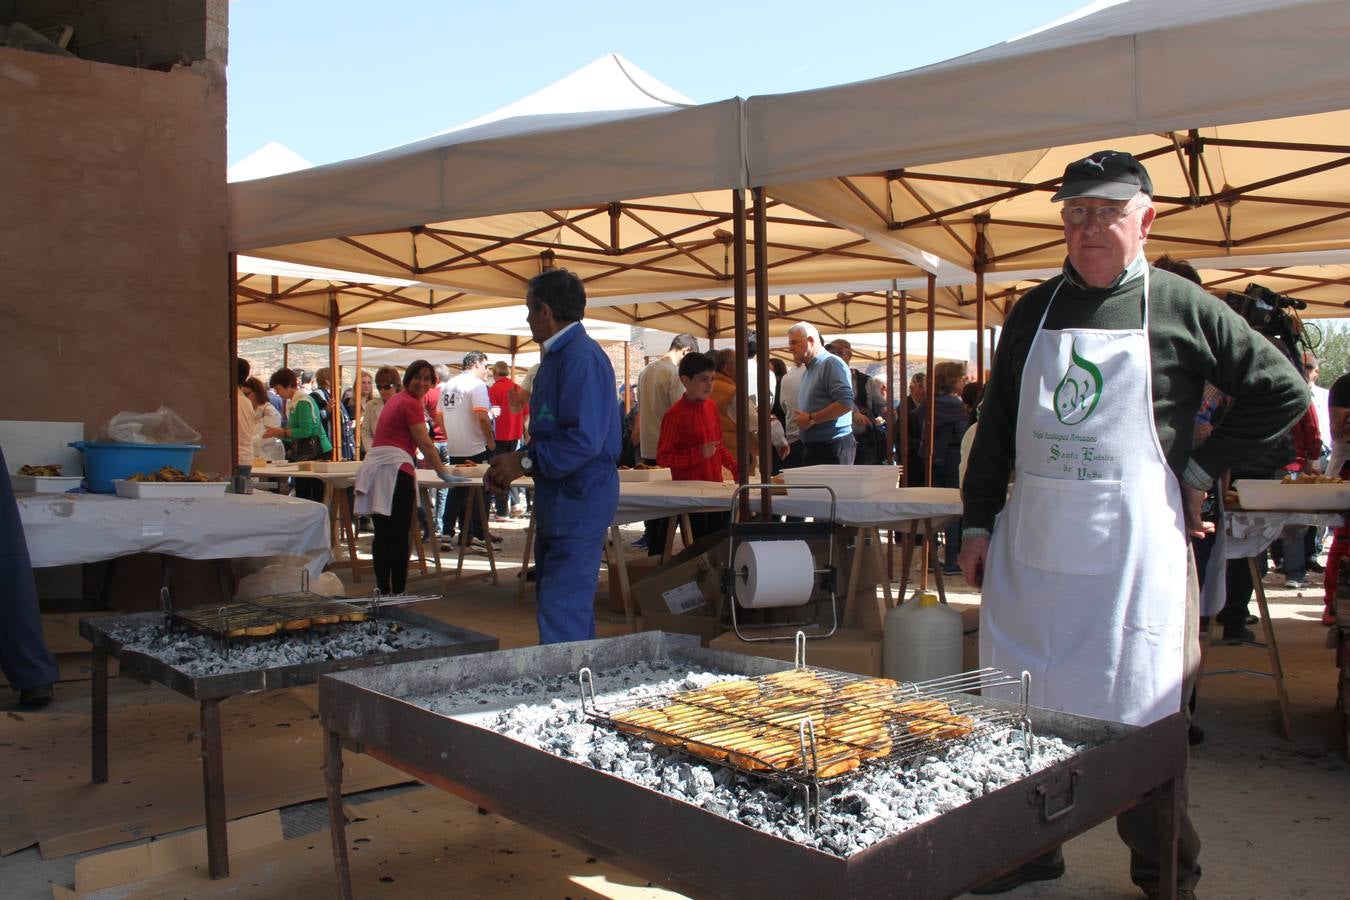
[746,0,1350,188]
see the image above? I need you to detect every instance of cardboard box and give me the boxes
[709,628,884,677]
[631,533,727,616]
[602,556,662,615]
[631,532,729,645]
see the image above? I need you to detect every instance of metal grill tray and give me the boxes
[318,632,1188,900]
[81,609,498,700]
[584,667,1021,787]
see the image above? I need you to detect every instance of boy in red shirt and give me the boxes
[658,352,738,482]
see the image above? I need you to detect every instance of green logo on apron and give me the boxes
[1053,342,1103,425]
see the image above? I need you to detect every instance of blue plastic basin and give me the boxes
[69,441,202,494]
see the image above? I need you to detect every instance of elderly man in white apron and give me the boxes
[960,151,1308,898]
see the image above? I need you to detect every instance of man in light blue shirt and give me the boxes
[787,322,856,465]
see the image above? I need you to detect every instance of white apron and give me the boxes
[980,267,1187,726]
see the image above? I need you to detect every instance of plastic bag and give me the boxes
[97,406,202,444]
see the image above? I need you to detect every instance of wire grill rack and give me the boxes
[579,633,1032,827]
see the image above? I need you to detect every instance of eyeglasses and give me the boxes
[377,383,396,391]
[1060,204,1139,226]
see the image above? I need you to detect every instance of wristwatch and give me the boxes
[520,453,533,473]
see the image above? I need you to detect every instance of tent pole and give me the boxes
[228,252,239,477]
[885,282,895,465]
[623,339,631,414]
[732,189,751,491]
[283,341,290,370]
[975,264,987,384]
[975,214,989,385]
[924,273,937,489]
[509,335,518,377]
[898,291,909,487]
[884,280,896,583]
[354,328,364,458]
[753,187,773,500]
[328,289,340,461]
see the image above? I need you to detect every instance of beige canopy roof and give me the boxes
[233,258,506,338]
[749,0,1350,296]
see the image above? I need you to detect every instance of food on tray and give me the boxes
[1280,474,1345,484]
[126,466,215,483]
[633,463,656,470]
[609,670,977,777]
[18,463,64,476]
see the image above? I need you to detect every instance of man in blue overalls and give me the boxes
[486,269,620,644]
[960,151,1306,898]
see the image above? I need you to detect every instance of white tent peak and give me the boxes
[441,52,694,135]
[228,142,312,183]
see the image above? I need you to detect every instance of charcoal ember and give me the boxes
[104,620,451,678]
[416,661,1085,857]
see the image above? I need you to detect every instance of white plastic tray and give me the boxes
[301,461,362,474]
[12,474,83,493]
[778,464,898,499]
[618,467,672,482]
[112,479,229,499]
[1234,479,1350,511]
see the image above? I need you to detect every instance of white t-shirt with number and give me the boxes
[440,371,491,457]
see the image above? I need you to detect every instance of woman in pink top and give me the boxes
[370,359,452,594]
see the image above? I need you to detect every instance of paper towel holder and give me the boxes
[724,483,839,643]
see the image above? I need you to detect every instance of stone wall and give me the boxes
[0,45,230,473]
[0,0,226,67]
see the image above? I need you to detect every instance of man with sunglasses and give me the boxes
[959,150,1307,899]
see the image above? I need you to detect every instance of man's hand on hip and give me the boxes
[958,537,989,588]
[1182,483,1214,538]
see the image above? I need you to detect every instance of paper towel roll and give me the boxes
[734,540,815,608]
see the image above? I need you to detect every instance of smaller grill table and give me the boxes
[80,609,497,879]
[319,632,1189,899]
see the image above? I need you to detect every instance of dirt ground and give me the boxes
[3,516,1347,899]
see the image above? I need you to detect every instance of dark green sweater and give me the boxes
[962,265,1308,534]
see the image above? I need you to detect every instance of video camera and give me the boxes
[1223,282,1308,375]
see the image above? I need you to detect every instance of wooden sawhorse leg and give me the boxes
[515,509,536,605]
[1197,557,1291,739]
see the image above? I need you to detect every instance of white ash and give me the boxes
[411,663,1084,857]
[106,619,452,677]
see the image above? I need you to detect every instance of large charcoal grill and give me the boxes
[319,632,1188,899]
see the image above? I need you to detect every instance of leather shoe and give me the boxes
[1187,722,1205,746]
[969,851,1065,894]
[1217,624,1256,645]
[18,684,54,708]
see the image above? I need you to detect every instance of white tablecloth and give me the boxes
[1225,509,1345,559]
[17,491,331,570]
[612,482,961,529]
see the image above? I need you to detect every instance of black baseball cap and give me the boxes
[1051,150,1154,202]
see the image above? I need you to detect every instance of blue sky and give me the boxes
[227,0,1089,167]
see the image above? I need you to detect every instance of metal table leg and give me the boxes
[326,728,354,900]
[199,698,229,879]
[91,646,109,784]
